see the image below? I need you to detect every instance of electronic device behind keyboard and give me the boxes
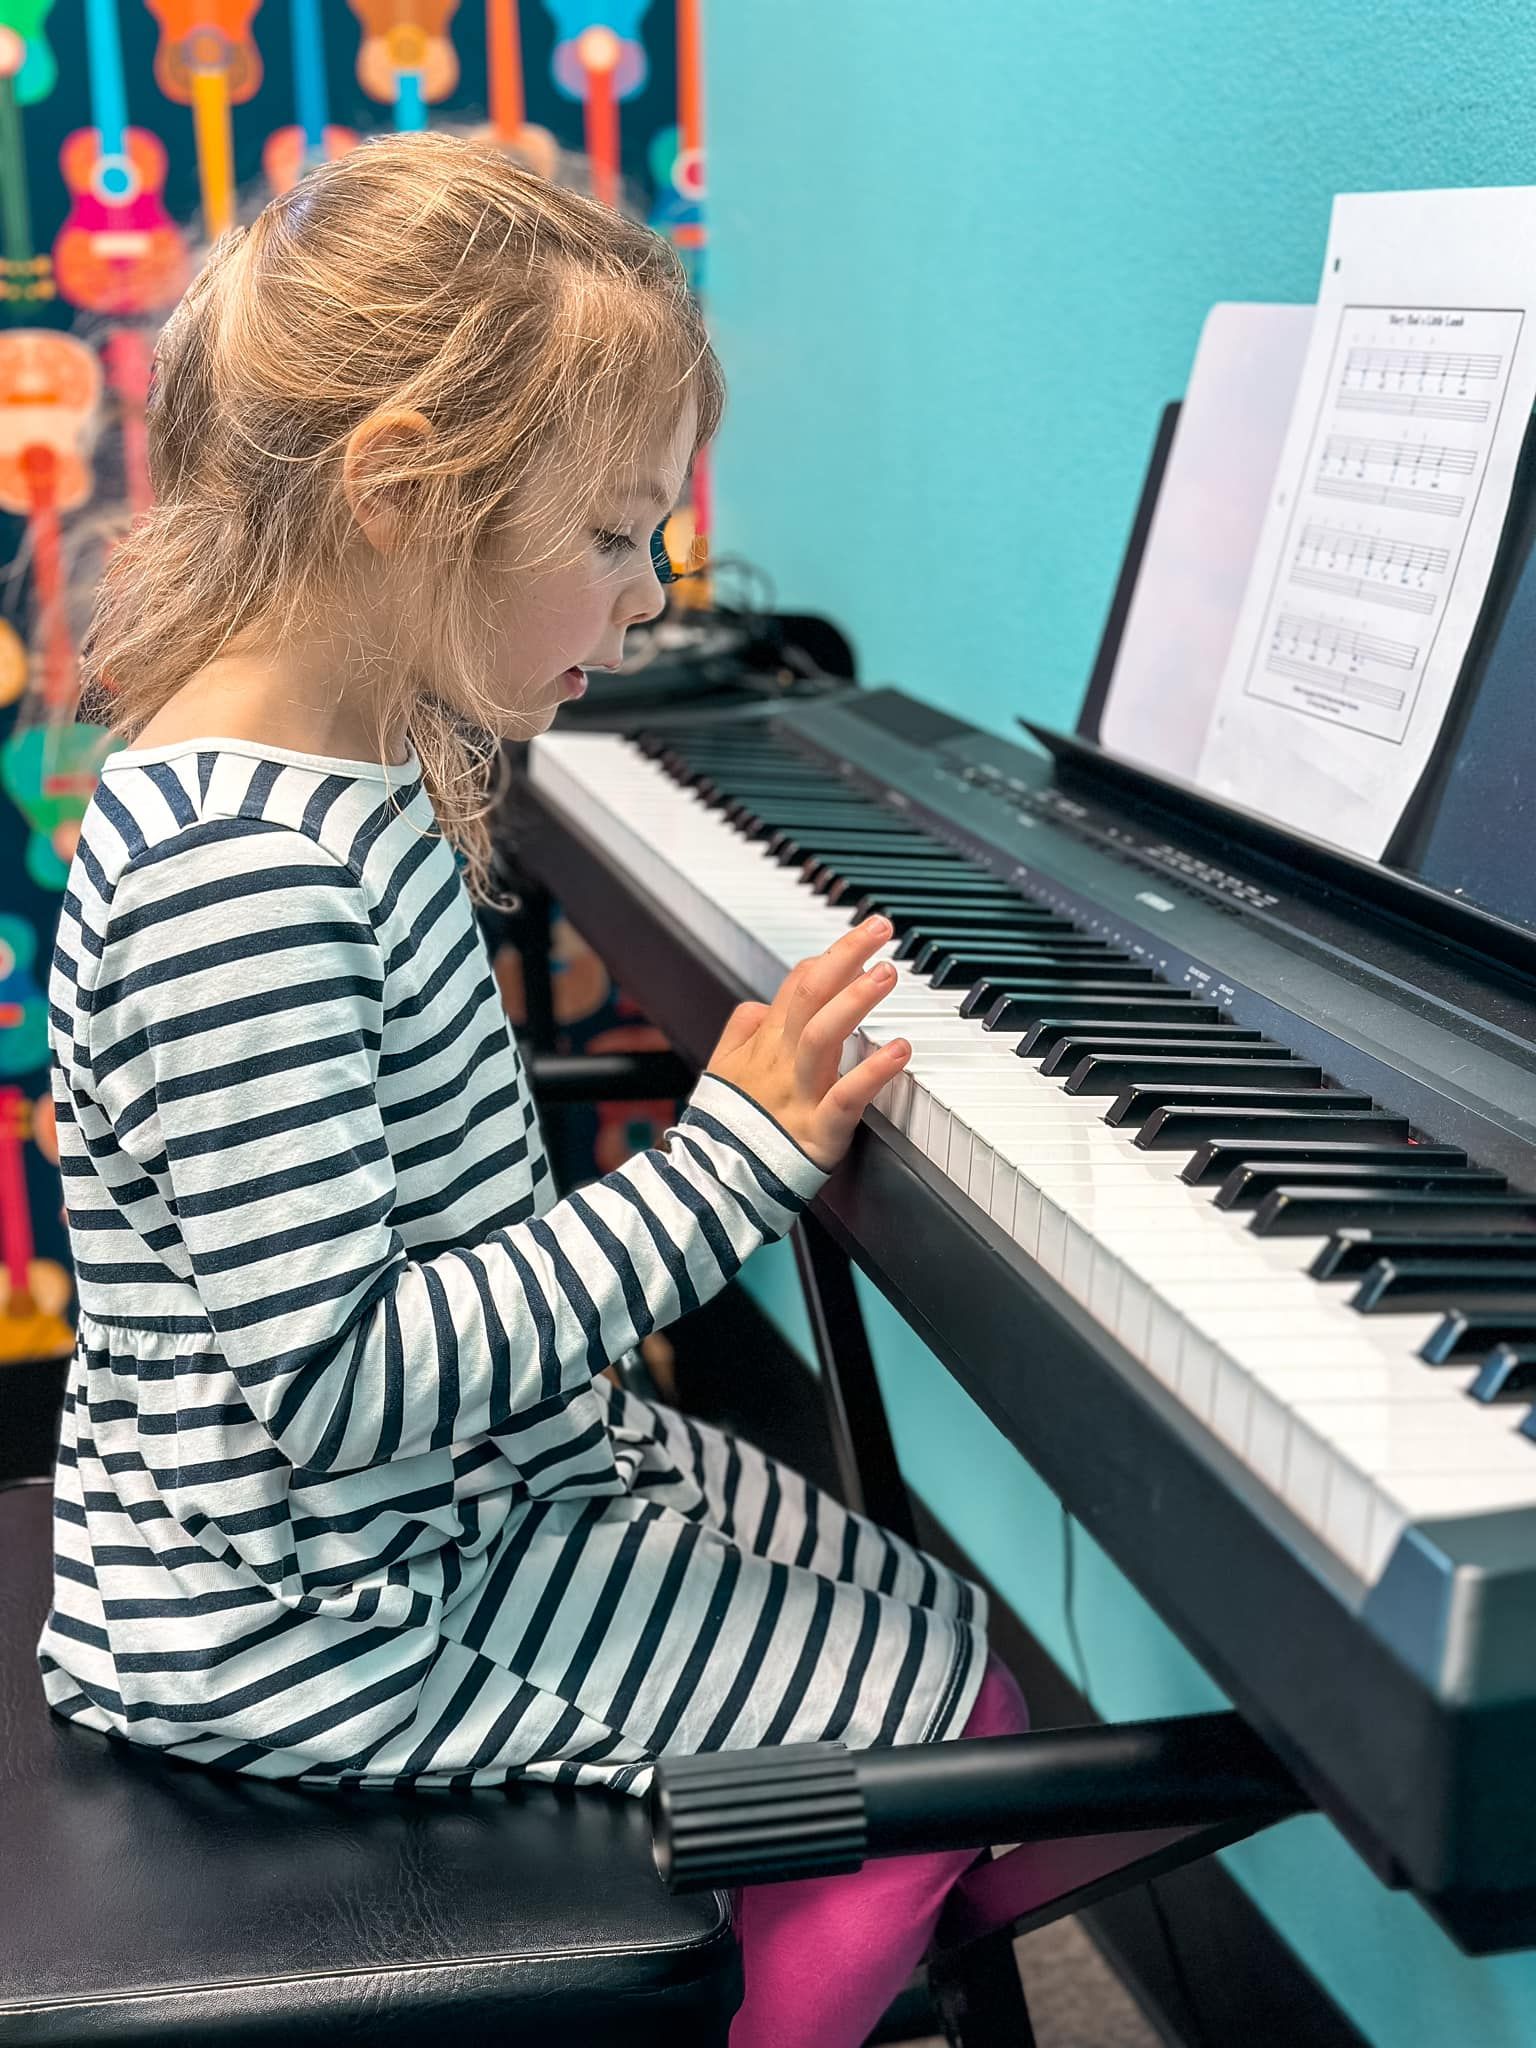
[520,680,1536,1955]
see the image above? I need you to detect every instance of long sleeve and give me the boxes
[79,817,825,1485]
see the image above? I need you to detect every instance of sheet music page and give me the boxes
[1194,188,1536,857]
[1101,303,1312,782]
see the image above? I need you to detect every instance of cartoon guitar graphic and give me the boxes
[348,0,459,132]
[0,0,56,105]
[0,620,25,708]
[0,1086,73,1364]
[0,4,58,309]
[0,331,116,891]
[541,2,648,207]
[55,0,188,318]
[143,0,263,240]
[646,0,703,284]
[0,919,47,1076]
[483,0,556,179]
[262,0,357,194]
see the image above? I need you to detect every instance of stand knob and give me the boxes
[651,1744,868,1891]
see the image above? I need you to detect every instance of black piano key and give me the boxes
[805,842,961,871]
[1047,1034,1285,1079]
[849,890,1034,922]
[932,955,1159,991]
[1353,1262,1536,1313]
[910,935,1118,971]
[1067,1056,1323,1097]
[1471,1345,1536,1402]
[1251,1187,1536,1236]
[995,987,1257,1029]
[1111,1085,1370,1129]
[1137,1108,1410,1152]
[1422,1310,1536,1364]
[1000,996,1222,1035]
[771,832,939,861]
[1218,1161,1503,1211]
[1046,1035,1289,1080]
[1311,1226,1536,1281]
[718,789,875,816]
[817,860,988,895]
[1017,1013,1259,1052]
[916,943,1132,981]
[842,880,1024,912]
[1181,1138,1464,1188]
[810,857,979,891]
[901,922,1103,963]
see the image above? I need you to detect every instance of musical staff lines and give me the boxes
[1265,611,1417,711]
[1290,523,1449,614]
[1338,344,1502,424]
[1316,433,1474,517]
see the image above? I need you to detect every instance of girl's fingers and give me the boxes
[818,1038,911,1141]
[771,917,893,1041]
[795,958,898,1074]
[708,1000,770,1065]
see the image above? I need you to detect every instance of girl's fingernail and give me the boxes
[874,961,897,983]
[866,915,892,939]
[891,1039,911,1059]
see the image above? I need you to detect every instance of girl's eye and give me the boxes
[592,527,636,557]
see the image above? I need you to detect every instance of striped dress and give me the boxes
[38,738,987,1792]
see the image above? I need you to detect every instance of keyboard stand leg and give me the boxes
[790,1213,917,1545]
[515,880,558,1056]
[930,1914,1038,2048]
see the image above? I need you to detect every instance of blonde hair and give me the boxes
[84,131,723,897]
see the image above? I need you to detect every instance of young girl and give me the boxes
[40,133,1026,2046]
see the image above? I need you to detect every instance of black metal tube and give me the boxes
[853,1711,1308,1857]
[651,1713,1309,1891]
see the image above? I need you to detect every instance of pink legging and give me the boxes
[729,1654,1030,2048]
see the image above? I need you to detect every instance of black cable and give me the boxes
[1059,1506,1215,2048]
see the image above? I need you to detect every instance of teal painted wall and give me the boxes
[703,5,1536,2043]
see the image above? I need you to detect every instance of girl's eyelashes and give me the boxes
[592,522,676,585]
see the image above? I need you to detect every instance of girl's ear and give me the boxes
[342,408,434,555]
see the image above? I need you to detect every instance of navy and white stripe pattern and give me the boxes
[39,739,987,1789]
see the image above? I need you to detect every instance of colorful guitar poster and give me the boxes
[0,4,58,310]
[0,1085,73,1364]
[484,0,556,178]
[56,0,188,317]
[0,331,115,892]
[263,0,357,193]
[348,1,460,132]
[542,2,649,207]
[143,0,263,240]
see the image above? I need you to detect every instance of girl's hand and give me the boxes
[704,916,911,1171]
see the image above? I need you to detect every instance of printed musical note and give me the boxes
[1292,523,1449,614]
[1337,344,1501,423]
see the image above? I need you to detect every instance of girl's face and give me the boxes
[466,397,696,737]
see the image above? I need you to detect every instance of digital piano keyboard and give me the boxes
[519,684,1536,1952]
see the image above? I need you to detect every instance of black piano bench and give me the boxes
[0,1480,742,2047]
